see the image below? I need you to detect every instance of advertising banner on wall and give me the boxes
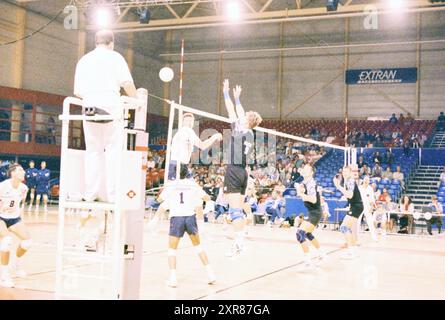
[346,68,417,85]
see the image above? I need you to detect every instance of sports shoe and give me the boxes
[301,260,315,271]
[207,269,216,285]
[225,244,242,257]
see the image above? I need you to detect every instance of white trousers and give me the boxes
[83,120,121,202]
[357,207,377,241]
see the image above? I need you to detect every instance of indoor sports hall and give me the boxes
[0,0,444,300]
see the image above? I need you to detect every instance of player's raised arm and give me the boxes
[232,85,246,120]
[195,133,223,150]
[223,79,238,121]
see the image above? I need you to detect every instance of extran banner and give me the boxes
[346,68,417,85]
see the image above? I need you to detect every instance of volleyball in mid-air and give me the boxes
[159,67,174,82]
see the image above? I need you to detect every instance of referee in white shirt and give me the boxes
[74,29,137,202]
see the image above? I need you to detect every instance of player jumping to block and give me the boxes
[0,164,33,287]
[294,163,327,268]
[156,167,216,288]
[222,79,262,257]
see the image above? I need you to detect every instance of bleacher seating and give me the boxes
[199,119,435,147]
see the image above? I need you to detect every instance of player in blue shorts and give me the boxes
[155,167,216,288]
[25,160,39,212]
[0,164,33,287]
[35,161,51,214]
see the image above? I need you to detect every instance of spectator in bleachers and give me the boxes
[291,167,301,185]
[357,156,367,169]
[274,181,286,196]
[392,130,399,141]
[379,188,396,232]
[393,166,405,190]
[439,167,445,185]
[411,138,420,149]
[398,113,405,126]
[278,163,287,184]
[419,131,428,147]
[372,151,382,164]
[426,195,443,235]
[394,137,403,148]
[403,140,411,156]
[360,164,370,178]
[265,190,284,226]
[399,195,414,234]
[389,113,398,124]
[383,149,394,165]
[382,167,393,180]
[383,129,392,143]
[374,134,384,147]
[146,157,155,170]
[371,162,382,181]
[437,112,445,131]
[405,113,414,127]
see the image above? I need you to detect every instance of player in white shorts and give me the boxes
[169,113,222,180]
[155,167,216,288]
[0,164,33,287]
[357,176,378,242]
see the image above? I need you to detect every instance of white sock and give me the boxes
[303,252,311,264]
[169,270,177,279]
[348,246,354,254]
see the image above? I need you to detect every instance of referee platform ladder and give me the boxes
[55,89,149,300]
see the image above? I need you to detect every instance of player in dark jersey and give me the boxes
[25,160,39,212]
[333,165,364,259]
[295,163,327,268]
[222,79,262,257]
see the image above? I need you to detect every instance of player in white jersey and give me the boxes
[0,164,33,287]
[155,167,216,288]
[357,176,378,242]
[169,113,222,180]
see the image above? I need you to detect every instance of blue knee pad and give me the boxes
[340,225,352,234]
[306,232,315,241]
[229,208,244,221]
[296,229,306,243]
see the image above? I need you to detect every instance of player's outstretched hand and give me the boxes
[233,85,242,100]
[223,79,230,93]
